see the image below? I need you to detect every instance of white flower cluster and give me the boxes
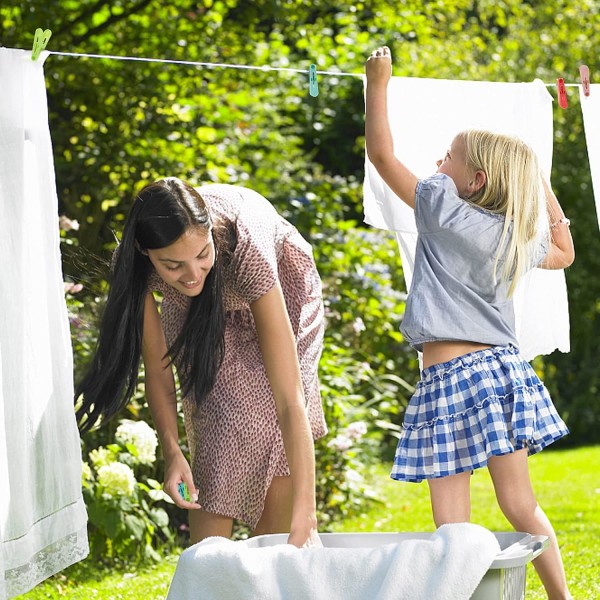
[89,447,113,468]
[97,462,136,497]
[115,419,158,465]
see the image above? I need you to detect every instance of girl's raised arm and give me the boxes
[365,46,419,209]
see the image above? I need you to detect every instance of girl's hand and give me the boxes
[163,450,201,510]
[366,46,392,86]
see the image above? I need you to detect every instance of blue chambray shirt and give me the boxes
[400,174,548,351]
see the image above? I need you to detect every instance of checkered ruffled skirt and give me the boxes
[391,345,569,482]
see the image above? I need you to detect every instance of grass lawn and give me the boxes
[19,445,599,599]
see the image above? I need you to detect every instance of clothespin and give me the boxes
[31,28,52,61]
[556,78,568,109]
[579,65,590,97]
[309,64,319,97]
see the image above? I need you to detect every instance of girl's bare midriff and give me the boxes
[422,340,493,369]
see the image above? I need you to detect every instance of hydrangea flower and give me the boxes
[115,419,158,465]
[89,447,114,468]
[97,462,136,497]
[81,461,93,482]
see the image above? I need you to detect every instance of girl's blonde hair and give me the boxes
[457,129,544,297]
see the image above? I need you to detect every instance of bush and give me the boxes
[81,419,176,564]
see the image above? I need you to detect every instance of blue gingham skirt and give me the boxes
[391,345,569,483]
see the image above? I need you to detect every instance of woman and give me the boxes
[76,178,327,548]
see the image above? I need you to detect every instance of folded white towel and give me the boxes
[166,523,500,600]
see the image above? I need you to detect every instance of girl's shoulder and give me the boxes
[417,173,504,222]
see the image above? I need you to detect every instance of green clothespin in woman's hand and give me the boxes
[31,28,52,61]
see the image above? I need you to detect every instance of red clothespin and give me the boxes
[579,65,590,97]
[556,78,568,109]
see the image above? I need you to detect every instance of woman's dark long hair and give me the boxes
[75,177,232,432]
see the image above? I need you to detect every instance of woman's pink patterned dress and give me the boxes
[149,184,327,528]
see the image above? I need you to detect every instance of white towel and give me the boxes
[166,523,500,600]
[580,83,600,231]
[363,77,570,360]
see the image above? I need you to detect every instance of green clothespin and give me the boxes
[31,28,52,61]
[309,64,319,97]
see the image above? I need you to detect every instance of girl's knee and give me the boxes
[496,494,539,527]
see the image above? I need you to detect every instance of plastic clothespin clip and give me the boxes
[31,28,52,61]
[309,64,319,97]
[178,482,191,502]
[579,65,590,97]
[556,78,568,109]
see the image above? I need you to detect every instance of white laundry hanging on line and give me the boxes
[580,83,600,232]
[0,48,88,599]
[363,76,570,361]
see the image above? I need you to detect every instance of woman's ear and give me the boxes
[134,240,148,256]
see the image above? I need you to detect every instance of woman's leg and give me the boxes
[252,475,293,536]
[427,471,472,527]
[188,509,234,545]
[487,449,571,600]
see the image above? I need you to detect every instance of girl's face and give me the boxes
[436,136,475,198]
[147,226,215,297]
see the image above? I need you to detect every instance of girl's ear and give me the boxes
[472,169,487,192]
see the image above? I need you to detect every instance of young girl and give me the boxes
[365,47,574,599]
[76,178,327,548]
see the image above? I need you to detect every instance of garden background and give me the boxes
[1,0,599,597]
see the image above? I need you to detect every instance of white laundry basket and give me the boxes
[246,531,548,600]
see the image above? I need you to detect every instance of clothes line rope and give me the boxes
[48,51,362,77]
[47,50,582,86]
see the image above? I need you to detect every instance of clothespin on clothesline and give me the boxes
[579,65,590,97]
[556,65,592,109]
[309,64,319,97]
[31,28,52,61]
[557,78,569,109]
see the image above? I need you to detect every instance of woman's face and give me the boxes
[146,226,215,297]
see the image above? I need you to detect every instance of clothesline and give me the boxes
[47,50,582,87]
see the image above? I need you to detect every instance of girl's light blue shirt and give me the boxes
[400,174,547,351]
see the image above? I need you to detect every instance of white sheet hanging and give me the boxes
[580,83,600,231]
[363,77,570,360]
[0,48,88,599]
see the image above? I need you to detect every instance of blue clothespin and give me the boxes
[309,64,319,97]
[31,28,52,61]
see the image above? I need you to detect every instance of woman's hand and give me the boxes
[163,450,201,510]
[287,512,322,548]
[365,46,392,87]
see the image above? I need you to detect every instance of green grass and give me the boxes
[19,446,599,599]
